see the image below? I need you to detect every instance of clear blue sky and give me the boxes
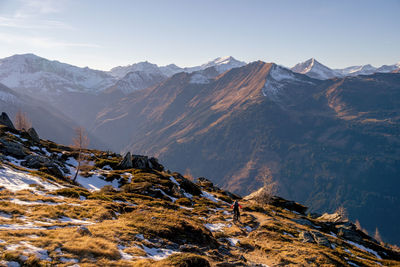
[0,0,399,70]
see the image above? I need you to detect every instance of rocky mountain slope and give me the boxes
[292,58,400,79]
[0,115,399,266]
[0,84,105,148]
[92,62,400,246]
[0,54,116,97]
[291,58,341,80]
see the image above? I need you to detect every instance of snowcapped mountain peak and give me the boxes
[199,56,246,74]
[0,53,116,96]
[109,61,163,78]
[291,58,341,80]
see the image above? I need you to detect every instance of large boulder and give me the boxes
[317,212,343,223]
[117,152,133,169]
[131,154,164,171]
[0,138,27,157]
[22,155,64,178]
[27,128,40,143]
[337,226,363,243]
[0,112,15,129]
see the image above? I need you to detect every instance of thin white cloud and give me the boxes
[0,0,71,30]
[0,16,72,30]
[0,32,100,49]
[15,0,65,18]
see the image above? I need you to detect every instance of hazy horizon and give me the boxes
[0,0,399,70]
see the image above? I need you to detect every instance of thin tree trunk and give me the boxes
[73,149,81,182]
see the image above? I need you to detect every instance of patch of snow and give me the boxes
[141,244,177,260]
[245,226,253,232]
[347,240,382,259]
[154,188,177,202]
[0,212,12,220]
[201,191,219,203]
[190,73,209,84]
[59,257,78,263]
[0,221,46,230]
[102,165,112,170]
[136,234,144,240]
[227,238,239,246]
[75,174,119,191]
[6,242,51,261]
[179,206,194,210]
[5,261,20,267]
[347,261,360,267]
[169,176,180,186]
[118,245,133,260]
[79,195,86,201]
[204,223,227,232]
[183,192,193,199]
[8,198,61,206]
[329,232,337,238]
[283,232,294,237]
[58,216,94,225]
[41,148,51,157]
[0,166,63,192]
[66,157,78,167]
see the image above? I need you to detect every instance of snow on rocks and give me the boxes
[190,73,210,84]
[154,188,177,202]
[140,244,178,260]
[169,176,180,186]
[118,245,134,260]
[204,222,229,232]
[75,174,119,191]
[6,241,51,261]
[227,237,239,246]
[0,166,63,192]
[201,190,220,203]
[346,240,382,259]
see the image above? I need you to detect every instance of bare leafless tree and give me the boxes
[374,227,383,244]
[72,127,89,182]
[335,205,348,221]
[14,110,31,130]
[255,166,278,205]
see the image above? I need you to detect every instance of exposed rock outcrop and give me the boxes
[117,152,133,169]
[22,155,64,178]
[0,112,15,129]
[27,127,40,143]
[0,138,27,157]
[132,154,164,171]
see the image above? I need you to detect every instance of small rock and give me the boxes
[27,128,40,143]
[0,112,15,129]
[77,226,91,236]
[311,231,331,247]
[299,231,315,243]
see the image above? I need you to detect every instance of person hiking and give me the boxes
[231,200,242,222]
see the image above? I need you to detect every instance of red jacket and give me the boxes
[231,202,242,209]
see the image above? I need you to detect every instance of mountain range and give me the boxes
[0,53,399,246]
[0,122,399,266]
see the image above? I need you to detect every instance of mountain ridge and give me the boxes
[0,116,398,266]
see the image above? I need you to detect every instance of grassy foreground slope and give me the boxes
[0,124,399,266]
